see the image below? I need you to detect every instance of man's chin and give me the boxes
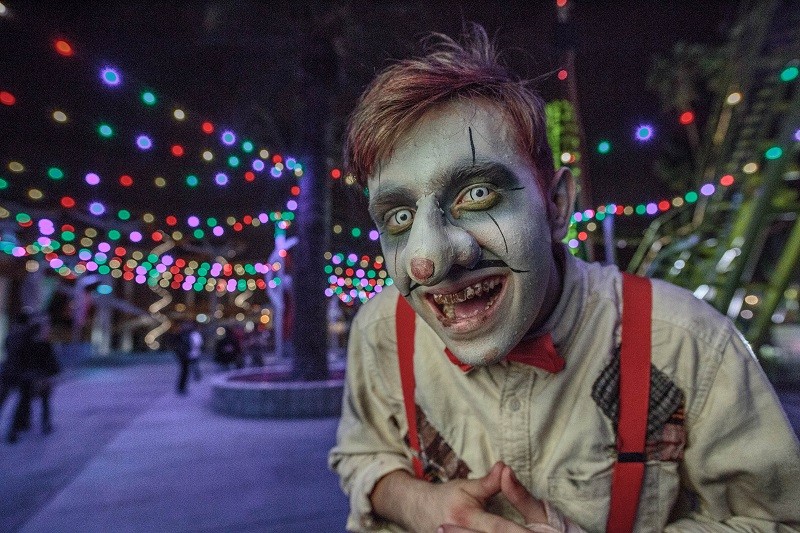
[444,341,510,366]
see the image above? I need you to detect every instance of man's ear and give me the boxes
[549,167,576,241]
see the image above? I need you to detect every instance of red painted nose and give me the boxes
[411,257,435,281]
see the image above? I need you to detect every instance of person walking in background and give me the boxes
[6,316,60,443]
[1,313,32,436]
[174,321,202,395]
[214,326,243,370]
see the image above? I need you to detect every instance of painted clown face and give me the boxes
[368,99,574,366]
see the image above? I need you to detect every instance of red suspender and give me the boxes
[607,273,652,533]
[396,295,425,479]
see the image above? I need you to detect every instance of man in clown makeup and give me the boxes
[329,25,800,533]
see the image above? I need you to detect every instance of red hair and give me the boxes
[345,24,555,193]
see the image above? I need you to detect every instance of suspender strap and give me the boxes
[606,273,652,533]
[395,295,425,479]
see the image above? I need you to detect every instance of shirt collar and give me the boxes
[444,332,564,373]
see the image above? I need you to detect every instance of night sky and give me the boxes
[1,1,738,261]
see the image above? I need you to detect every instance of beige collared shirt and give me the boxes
[329,252,800,532]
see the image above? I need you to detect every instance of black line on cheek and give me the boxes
[390,240,417,296]
[469,259,530,273]
[505,186,526,191]
[486,213,508,254]
[393,243,400,283]
[469,127,476,166]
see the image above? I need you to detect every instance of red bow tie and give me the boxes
[444,332,565,373]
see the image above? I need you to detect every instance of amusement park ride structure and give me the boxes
[627,0,800,353]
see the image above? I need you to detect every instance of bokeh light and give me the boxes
[47,167,64,180]
[136,135,153,150]
[780,64,799,82]
[726,92,742,105]
[765,146,783,159]
[98,123,113,137]
[100,67,121,86]
[0,91,15,105]
[54,39,74,56]
[635,124,653,141]
[221,131,236,145]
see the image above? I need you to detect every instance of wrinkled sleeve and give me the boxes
[329,304,413,532]
[665,326,800,532]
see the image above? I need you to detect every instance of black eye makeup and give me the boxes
[384,207,415,235]
[450,183,501,218]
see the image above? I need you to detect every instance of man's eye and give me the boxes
[453,184,499,214]
[385,208,415,234]
[463,186,492,202]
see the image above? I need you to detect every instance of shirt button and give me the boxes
[509,397,521,411]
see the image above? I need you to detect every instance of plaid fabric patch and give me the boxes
[403,405,471,483]
[591,348,685,442]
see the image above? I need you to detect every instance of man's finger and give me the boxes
[462,461,504,500]
[465,509,534,533]
[438,525,482,533]
[500,465,548,524]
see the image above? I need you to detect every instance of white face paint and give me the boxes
[368,100,570,365]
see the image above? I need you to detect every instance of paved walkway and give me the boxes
[0,359,349,532]
[1,357,799,533]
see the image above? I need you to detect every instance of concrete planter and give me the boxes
[210,367,344,419]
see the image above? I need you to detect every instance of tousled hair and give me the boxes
[344,24,555,193]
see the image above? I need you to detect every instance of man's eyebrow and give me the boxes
[368,185,417,219]
[436,161,519,191]
[368,161,521,219]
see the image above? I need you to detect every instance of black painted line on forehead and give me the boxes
[469,126,476,166]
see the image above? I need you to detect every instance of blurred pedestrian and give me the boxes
[1,313,33,428]
[6,317,60,443]
[174,321,202,395]
[214,326,243,370]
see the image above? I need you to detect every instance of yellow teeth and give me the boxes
[434,278,502,319]
[432,278,500,306]
[440,292,499,319]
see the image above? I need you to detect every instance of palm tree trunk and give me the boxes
[290,35,336,381]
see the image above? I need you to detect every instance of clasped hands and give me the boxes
[436,461,550,533]
[373,461,554,533]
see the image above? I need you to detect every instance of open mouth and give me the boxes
[429,276,505,322]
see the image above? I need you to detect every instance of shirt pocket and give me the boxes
[548,462,677,531]
[548,469,614,529]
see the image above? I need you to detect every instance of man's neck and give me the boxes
[525,244,566,338]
